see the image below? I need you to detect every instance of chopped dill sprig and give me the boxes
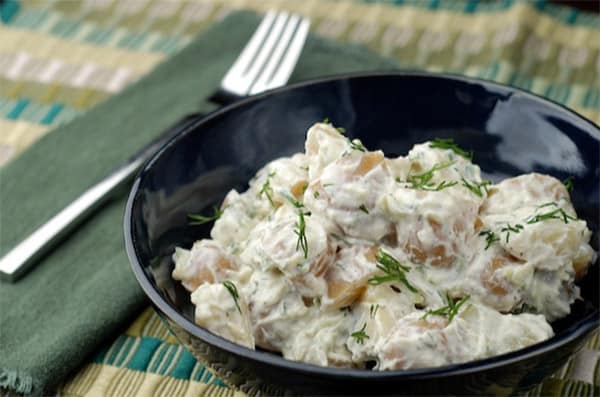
[337,127,346,134]
[479,229,500,250]
[283,192,304,208]
[367,249,418,293]
[422,294,469,323]
[349,139,367,152]
[461,178,492,197]
[563,176,574,192]
[370,304,380,319]
[351,323,370,345]
[429,138,473,160]
[526,207,577,225]
[404,161,455,190]
[422,180,458,191]
[322,117,330,124]
[500,223,524,243]
[359,204,370,214]
[294,209,309,259]
[283,193,310,258]
[538,201,558,208]
[313,190,320,199]
[188,205,224,225]
[221,280,241,313]
[258,171,276,206]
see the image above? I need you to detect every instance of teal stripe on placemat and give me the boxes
[93,343,109,363]
[0,97,76,125]
[545,83,571,104]
[41,104,64,125]
[583,88,600,109]
[9,8,47,29]
[84,27,114,45]
[510,72,534,91]
[0,98,15,115]
[51,107,80,125]
[428,0,440,10]
[6,99,29,120]
[157,345,178,375]
[92,335,222,382]
[464,0,479,14]
[114,336,136,367]
[192,363,208,382]
[19,101,50,124]
[0,0,19,23]
[364,0,598,28]
[127,337,162,371]
[51,17,82,39]
[148,343,168,373]
[170,348,196,380]
[103,336,128,365]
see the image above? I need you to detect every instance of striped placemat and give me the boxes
[1,0,598,395]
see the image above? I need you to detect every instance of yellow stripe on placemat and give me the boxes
[60,363,247,397]
[0,119,49,167]
[578,109,600,126]
[126,307,180,344]
[0,25,164,75]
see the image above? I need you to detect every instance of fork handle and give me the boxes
[0,112,204,282]
[208,89,242,107]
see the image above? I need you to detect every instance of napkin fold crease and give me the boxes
[0,11,397,396]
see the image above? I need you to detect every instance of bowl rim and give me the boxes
[125,70,600,380]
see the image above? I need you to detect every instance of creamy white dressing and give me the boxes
[172,122,596,370]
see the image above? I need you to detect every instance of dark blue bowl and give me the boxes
[125,72,599,396]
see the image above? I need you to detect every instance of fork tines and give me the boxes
[219,10,310,99]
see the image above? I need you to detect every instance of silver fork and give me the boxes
[216,10,310,101]
[0,10,310,282]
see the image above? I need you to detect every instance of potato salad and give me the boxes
[172,122,596,370]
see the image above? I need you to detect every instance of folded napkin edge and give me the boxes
[0,367,34,395]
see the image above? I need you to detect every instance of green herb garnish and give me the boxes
[429,138,473,160]
[359,204,369,214]
[367,249,418,293]
[422,293,469,323]
[283,192,304,208]
[349,139,367,152]
[295,209,309,259]
[370,304,380,319]
[221,280,241,313]
[512,303,537,314]
[563,176,574,192]
[351,323,370,344]
[479,229,500,250]
[526,207,577,225]
[500,223,524,243]
[322,117,330,124]
[337,127,346,134]
[404,161,455,190]
[423,180,458,191]
[258,171,276,206]
[313,190,320,199]
[188,206,224,225]
[283,194,310,258]
[461,178,492,197]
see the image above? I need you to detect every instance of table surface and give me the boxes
[1,0,598,396]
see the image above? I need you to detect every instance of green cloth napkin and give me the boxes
[0,10,399,396]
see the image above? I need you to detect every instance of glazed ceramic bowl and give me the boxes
[125,72,599,396]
